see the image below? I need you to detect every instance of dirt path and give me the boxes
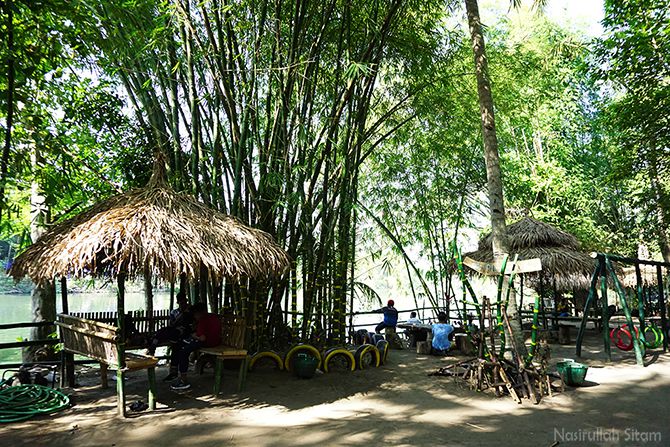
[1,336,668,446]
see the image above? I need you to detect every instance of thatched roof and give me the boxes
[621,265,661,288]
[9,155,290,283]
[464,217,596,291]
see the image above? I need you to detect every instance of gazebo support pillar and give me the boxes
[539,275,548,329]
[144,264,154,334]
[59,276,76,388]
[116,273,127,417]
[169,278,175,311]
[552,279,558,329]
[518,275,524,326]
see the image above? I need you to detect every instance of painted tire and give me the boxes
[322,348,356,372]
[376,340,389,364]
[610,327,634,351]
[643,324,664,349]
[249,351,284,371]
[354,344,381,370]
[284,344,322,371]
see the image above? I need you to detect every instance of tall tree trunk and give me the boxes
[465,0,506,257]
[465,0,526,357]
[27,146,56,361]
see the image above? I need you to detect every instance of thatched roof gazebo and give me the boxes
[8,154,290,416]
[9,157,290,284]
[463,217,596,291]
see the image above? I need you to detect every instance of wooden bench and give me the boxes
[199,315,249,394]
[70,310,172,346]
[56,314,158,417]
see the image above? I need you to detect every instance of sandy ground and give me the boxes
[1,334,669,447]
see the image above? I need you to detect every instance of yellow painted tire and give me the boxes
[284,344,322,371]
[249,351,284,371]
[354,344,381,370]
[322,348,356,372]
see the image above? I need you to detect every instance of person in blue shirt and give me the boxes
[373,300,399,334]
[431,312,454,355]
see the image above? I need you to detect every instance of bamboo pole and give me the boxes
[525,284,542,366]
[656,265,668,352]
[605,256,644,366]
[495,255,509,358]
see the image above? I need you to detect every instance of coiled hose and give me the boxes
[0,382,70,423]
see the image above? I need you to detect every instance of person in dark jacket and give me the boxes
[146,290,193,357]
[374,300,399,334]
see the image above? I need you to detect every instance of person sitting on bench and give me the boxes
[373,300,398,334]
[169,303,221,390]
[431,312,454,355]
[406,311,422,325]
[147,290,193,357]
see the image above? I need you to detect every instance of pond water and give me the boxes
[0,291,171,367]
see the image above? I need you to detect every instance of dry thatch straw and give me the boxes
[9,155,290,283]
[621,265,661,289]
[464,217,596,291]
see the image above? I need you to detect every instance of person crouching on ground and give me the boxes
[374,300,399,334]
[431,312,454,355]
[170,302,222,390]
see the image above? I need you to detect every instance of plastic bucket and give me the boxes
[564,363,588,386]
[556,360,574,377]
[293,353,318,379]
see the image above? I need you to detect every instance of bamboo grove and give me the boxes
[42,0,449,350]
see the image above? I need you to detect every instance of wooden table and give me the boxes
[397,323,431,347]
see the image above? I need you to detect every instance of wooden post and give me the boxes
[552,278,559,329]
[657,265,668,352]
[100,363,109,389]
[169,280,175,311]
[539,274,548,329]
[144,263,154,334]
[199,262,208,310]
[147,367,156,410]
[59,276,75,388]
[116,273,127,417]
[518,275,524,326]
[600,257,611,362]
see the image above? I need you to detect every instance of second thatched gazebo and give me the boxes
[463,217,596,291]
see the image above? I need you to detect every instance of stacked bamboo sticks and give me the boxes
[432,251,557,404]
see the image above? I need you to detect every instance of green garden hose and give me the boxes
[0,384,70,423]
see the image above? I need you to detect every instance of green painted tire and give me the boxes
[643,324,664,349]
[284,344,322,371]
[249,351,285,371]
[322,348,356,372]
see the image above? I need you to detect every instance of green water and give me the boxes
[0,291,171,367]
